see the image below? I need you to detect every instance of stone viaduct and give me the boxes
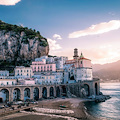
[0,78,100,102]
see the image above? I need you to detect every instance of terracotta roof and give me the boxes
[79,57,91,61]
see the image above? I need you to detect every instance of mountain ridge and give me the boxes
[92,60,120,81]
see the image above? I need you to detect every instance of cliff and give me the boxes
[0,20,49,71]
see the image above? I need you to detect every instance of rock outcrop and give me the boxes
[0,20,49,69]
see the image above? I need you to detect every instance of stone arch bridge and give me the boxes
[0,78,100,102]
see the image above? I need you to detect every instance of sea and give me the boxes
[84,83,120,120]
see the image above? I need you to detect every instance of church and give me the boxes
[64,48,100,97]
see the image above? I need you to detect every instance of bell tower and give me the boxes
[73,48,79,60]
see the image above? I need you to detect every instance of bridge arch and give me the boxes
[0,88,9,102]
[84,84,90,96]
[61,86,67,96]
[95,83,98,95]
[13,88,21,101]
[24,88,30,101]
[50,87,54,97]
[42,87,47,99]
[34,87,39,100]
[56,86,60,97]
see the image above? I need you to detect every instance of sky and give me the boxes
[0,0,120,64]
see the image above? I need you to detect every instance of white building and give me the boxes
[35,56,48,62]
[0,79,17,86]
[63,49,93,83]
[36,74,56,85]
[34,56,68,71]
[53,71,63,84]
[74,53,92,81]
[24,79,35,85]
[35,72,62,85]
[0,70,9,79]
[15,66,33,79]
[47,56,68,69]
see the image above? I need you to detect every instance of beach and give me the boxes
[0,98,97,120]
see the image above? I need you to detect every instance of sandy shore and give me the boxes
[0,98,97,120]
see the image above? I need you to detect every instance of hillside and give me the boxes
[0,20,49,72]
[93,60,120,82]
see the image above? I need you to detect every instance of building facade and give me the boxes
[15,66,33,79]
[0,79,16,86]
[0,70,9,79]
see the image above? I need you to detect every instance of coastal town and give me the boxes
[0,0,120,119]
[0,48,100,103]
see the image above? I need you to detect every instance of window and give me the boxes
[27,74,28,76]
[21,70,22,72]
[81,61,82,64]
[24,70,26,72]
[18,70,19,72]
[27,70,29,72]
[7,82,8,85]
[12,82,14,85]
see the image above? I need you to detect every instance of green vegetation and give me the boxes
[0,20,48,47]
[0,60,31,72]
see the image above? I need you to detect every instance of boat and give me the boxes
[59,105,66,108]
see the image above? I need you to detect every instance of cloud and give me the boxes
[81,45,120,64]
[53,34,62,40]
[0,0,21,6]
[47,38,62,51]
[69,20,120,38]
